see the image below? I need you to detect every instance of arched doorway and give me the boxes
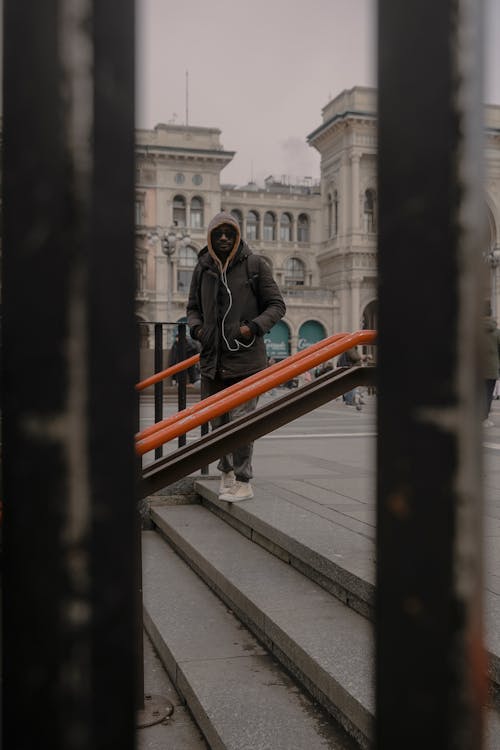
[362,300,378,331]
[297,320,327,351]
[264,320,291,361]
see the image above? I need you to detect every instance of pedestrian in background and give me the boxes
[168,333,200,386]
[336,346,367,410]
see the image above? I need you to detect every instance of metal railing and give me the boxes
[136,329,376,456]
[140,362,375,497]
[3,0,487,747]
[137,321,204,458]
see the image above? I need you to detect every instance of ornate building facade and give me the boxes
[135,87,500,358]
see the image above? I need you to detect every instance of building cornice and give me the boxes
[136,144,235,161]
[307,111,377,147]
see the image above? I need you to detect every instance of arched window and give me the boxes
[297,214,310,242]
[177,245,198,293]
[230,209,243,229]
[285,257,305,286]
[190,196,204,229]
[263,211,276,241]
[280,212,292,242]
[135,197,144,226]
[173,194,186,226]
[364,189,376,233]
[247,210,259,241]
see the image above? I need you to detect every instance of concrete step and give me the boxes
[146,499,500,749]
[149,505,374,749]
[194,477,500,694]
[142,530,359,750]
[195,477,375,619]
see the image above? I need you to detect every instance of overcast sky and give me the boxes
[136,1,500,187]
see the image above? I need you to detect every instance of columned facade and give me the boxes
[134,87,500,359]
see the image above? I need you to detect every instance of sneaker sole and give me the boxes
[220,493,254,503]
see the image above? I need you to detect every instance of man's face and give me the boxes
[211,224,237,255]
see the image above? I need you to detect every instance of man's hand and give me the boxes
[239,324,252,339]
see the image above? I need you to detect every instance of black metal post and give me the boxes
[154,323,164,459]
[2,1,137,748]
[200,421,210,475]
[377,2,485,748]
[177,322,187,447]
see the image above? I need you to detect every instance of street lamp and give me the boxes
[161,226,191,325]
[148,225,191,332]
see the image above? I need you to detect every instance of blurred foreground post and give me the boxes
[2,1,137,748]
[377,1,486,748]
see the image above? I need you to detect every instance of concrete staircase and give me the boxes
[142,478,500,750]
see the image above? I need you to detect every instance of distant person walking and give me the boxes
[336,346,368,410]
[482,301,500,427]
[168,333,200,385]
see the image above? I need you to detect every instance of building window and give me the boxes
[136,260,145,292]
[177,245,198,294]
[135,199,144,226]
[174,173,185,184]
[190,196,204,229]
[297,214,310,242]
[230,209,243,230]
[285,257,305,286]
[247,210,259,241]
[280,212,292,242]
[364,189,376,233]
[328,191,338,238]
[263,211,276,241]
[173,194,186,226]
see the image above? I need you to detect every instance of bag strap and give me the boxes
[245,254,262,312]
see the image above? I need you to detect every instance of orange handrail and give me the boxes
[136,330,376,456]
[135,354,200,391]
[136,331,349,441]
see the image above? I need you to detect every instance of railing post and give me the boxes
[377,1,485,748]
[154,323,164,459]
[177,322,188,447]
[200,420,210,475]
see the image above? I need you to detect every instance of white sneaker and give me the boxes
[219,470,236,495]
[483,418,494,427]
[219,481,254,503]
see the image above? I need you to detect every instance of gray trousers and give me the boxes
[201,374,258,482]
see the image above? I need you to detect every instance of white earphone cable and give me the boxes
[220,267,255,351]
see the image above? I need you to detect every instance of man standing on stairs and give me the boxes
[187,211,286,502]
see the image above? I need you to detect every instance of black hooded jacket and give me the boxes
[186,211,286,379]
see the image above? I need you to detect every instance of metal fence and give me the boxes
[1,1,487,749]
